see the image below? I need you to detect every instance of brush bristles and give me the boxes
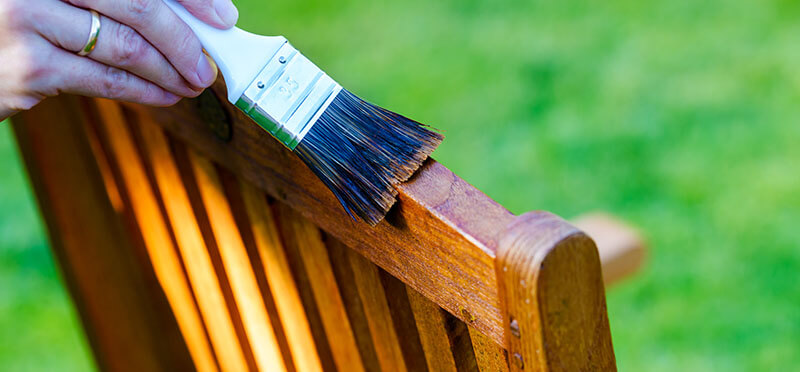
[295,89,444,225]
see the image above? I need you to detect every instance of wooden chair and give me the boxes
[11,82,644,372]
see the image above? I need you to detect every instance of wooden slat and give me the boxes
[135,115,249,372]
[326,237,383,372]
[186,149,287,372]
[83,109,125,214]
[238,181,324,372]
[20,93,622,372]
[91,98,218,372]
[127,84,513,343]
[406,287,458,372]
[378,271,430,372]
[497,212,616,372]
[348,249,408,372]
[169,139,259,372]
[468,327,509,372]
[12,97,193,371]
[276,205,366,372]
[443,313,480,372]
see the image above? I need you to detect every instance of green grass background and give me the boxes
[2,0,799,370]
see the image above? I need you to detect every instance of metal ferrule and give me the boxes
[235,42,342,150]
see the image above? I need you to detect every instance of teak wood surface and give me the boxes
[12,83,619,371]
[121,82,519,345]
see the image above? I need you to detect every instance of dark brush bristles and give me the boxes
[294,89,444,225]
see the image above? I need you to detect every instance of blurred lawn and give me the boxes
[2,0,800,370]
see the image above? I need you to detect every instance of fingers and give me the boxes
[67,0,216,89]
[48,46,182,107]
[33,1,200,98]
[177,0,238,29]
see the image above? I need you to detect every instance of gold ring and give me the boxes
[78,10,101,56]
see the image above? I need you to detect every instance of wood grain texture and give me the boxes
[187,148,287,372]
[497,212,616,372]
[326,238,383,372]
[276,204,366,372]
[18,94,623,371]
[377,269,430,372]
[348,249,409,372]
[238,181,324,372]
[125,83,514,343]
[135,115,249,372]
[92,98,218,372]
[406,286,458,372]
[443,311,480,372]
[468,327,509,372]
[572,213,646,286]
[12,97,194,372]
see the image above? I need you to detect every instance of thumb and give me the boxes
[177,0,239,29]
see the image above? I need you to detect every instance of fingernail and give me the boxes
[196,53,217,87]
[205,53,219,77]
[214,0,239,28]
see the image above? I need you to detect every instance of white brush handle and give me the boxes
[163,0,287,103]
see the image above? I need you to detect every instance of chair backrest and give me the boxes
[12,84,616,371]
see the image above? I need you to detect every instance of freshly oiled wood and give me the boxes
[218,170,295,372]
[12,97,192,372]
[170,138,260,372]
[135,115,249,372]
[276,204,367,372]
[497,212,616,372]
[270,206,336,372]
[348,249,409,372]
[128,84,513,343]
[443,311,480,372]
[406,286,458,372]
[186,149,287,372]
[83,108,125,213]
[572,213,646,286]
[91,98,218,372]
[326,238,383,372]
[238,181,324,372]
[468,327,509,372]
[377,270,430,372]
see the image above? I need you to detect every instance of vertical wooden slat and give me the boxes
[92,98,219,372]
[219,172,296,372]
[468,327,509,372]
[327,238,382,372]
[135,116,249,372]
[277,205,366,372]
[238,181,324,372]
[443,312,480,372]
[83,112,124,214]
[90,98,218,372]
[89,101,210,371]
[348,250,408,372]
[406,287,458,372]
[186,149,287,372]
[378,271,430,372]
[273,205,337,372]
[12,96,193,371]
[169,139,259,372]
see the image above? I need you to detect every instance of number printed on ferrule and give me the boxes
[260,53,323,124]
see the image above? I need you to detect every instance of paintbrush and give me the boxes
[163,1,443,225]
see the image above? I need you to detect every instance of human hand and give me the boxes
[0,0,239,120]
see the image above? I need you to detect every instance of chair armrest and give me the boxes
[572,213,647,286]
